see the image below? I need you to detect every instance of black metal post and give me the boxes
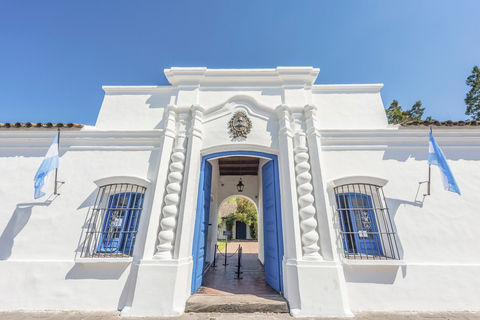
[235,245,243,279]
[223,237,228,266]
[212,244,217,267]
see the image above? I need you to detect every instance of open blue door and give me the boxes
[262,160,283,293]
[191,161,213,293]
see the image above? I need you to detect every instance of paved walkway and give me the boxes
[1,311,479,319]
[197,240,277,295]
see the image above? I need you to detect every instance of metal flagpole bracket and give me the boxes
[423,126,432,196]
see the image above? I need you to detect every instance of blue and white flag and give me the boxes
[428,132,461,195]
[34,133,59,199]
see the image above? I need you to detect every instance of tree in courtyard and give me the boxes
[386,100,426,124]
[465,66,480,120]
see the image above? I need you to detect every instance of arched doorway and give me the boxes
[191,151,283,294]
[218,196,258,241]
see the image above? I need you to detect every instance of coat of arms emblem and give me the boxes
[228,110,252,139]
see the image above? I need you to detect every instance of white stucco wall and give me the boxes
[321,127,480,311]
[0,129,162,311]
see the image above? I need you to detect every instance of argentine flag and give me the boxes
[428,132,461,195]
[34,133,59,199]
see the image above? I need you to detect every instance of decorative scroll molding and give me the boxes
[294,132,322,260]
[155,131,186,259]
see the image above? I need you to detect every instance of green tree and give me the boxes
[234,198,258,239]
[225,197,238,203]
[385,100,425,124]
[465,66,480,120]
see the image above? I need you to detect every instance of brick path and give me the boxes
[197,240,277,295]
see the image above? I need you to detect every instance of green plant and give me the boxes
[225,214,236,240]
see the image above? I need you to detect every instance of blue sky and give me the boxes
[1,1,479,125]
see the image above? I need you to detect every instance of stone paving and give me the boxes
[1,310,480,320]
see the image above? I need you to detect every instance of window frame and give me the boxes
[331,178,400,261]
[80,179,148,259]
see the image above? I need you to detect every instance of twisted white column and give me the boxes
[155,132,186,259]
[294,133,322,260]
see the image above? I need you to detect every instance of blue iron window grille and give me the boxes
[334,183,399,260]
[81,183,146,258]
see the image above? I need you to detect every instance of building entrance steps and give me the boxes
[186,240,289,313]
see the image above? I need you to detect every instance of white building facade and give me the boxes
[1,67,480,317]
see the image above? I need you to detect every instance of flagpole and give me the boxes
[427,126,432,196]
[54,128,60,195]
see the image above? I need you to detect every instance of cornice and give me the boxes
[312,84,383,94]
[319,128,480,149]
[164,67,319,88]
[0,129,165,150]
[102,86,172,94]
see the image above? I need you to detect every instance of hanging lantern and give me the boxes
[236,178,244,192]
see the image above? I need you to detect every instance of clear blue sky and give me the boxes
[1,1,479,125]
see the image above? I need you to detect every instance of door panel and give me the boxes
[262,160,282,293]
[235,221,247,239]
[191,161,213,293]
[347,194,382,256]
[98,193,130,253]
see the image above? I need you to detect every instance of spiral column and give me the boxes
[294,133,322,260]
[154,132,186,259]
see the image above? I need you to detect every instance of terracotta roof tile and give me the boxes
[219,203,237,218]
[0,122,83,129]
[401,120,480,127]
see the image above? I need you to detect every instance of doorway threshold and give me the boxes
[185,294,289,313]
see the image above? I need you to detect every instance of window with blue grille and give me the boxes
[334,184,399,260]
[81,183,146,258]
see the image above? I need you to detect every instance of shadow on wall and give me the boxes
[65,263,129,280]
[145,94,169,130]
[343,265,401,284]
[0,201,52,260]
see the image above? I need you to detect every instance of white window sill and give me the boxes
[75,257,133,264]
[342,258,405,266]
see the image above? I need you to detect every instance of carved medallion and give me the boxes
[228,111,252,139]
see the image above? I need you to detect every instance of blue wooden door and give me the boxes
[98,193,130,253]
[348,193,382,256]
[337,193,382,256]
[235,221,247,239]
[262,160,283,293]
[191,161,213,293]
[122,193,144,255]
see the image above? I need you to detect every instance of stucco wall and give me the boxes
[0,129,162,311]
[320,127,480,311]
